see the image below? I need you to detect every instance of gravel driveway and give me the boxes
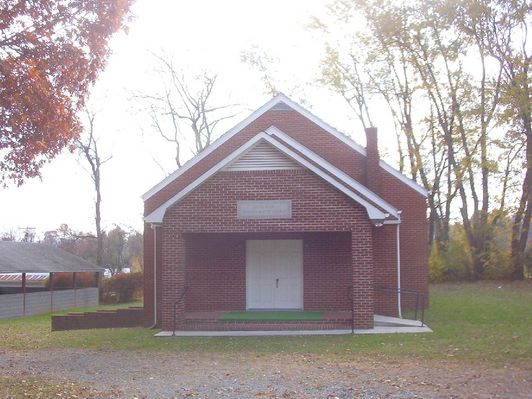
[1,348,531,398]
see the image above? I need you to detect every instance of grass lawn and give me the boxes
[219,310,323,321]
[0,281,531,367]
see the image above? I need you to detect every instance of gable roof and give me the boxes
[142,93,428,201]
[145,131,399,224]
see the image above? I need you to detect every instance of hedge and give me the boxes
[102,272,143,303]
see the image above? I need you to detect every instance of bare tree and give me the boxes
[138,55,239,170]
[19,227,36,243]
[0,229,17,241]
[320,46,374,129]
[76,111,112,267]
[314,0,528,279]
[241,47,279,96]
[314,4,453,252]
[241,46,312,105]
[477,0,531,279]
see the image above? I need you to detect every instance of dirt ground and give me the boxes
[1,348,531,399]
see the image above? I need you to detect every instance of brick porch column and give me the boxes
[351,226,375,329]
[161,227,186,331]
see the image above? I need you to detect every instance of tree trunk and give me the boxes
[95,172,103,267]
[428,205,436,247]
[510,137,531,280]
[510,65,532,279]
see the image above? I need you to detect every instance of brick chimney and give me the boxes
[365,127,380,192]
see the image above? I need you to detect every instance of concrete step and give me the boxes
[373,314,424,327]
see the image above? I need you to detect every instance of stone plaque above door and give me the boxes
[237,200,292,219]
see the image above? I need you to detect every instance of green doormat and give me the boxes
[219,311,324,321]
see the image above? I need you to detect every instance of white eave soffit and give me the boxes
[142,93,427,201]
[144,132,399,224]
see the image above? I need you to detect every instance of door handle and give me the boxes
[276,278,279,288]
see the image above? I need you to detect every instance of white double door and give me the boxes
[246,239,303,310]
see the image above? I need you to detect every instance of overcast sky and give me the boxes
[1,0,399,237]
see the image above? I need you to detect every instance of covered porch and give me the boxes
[156,230,427,333]
[182,232,356,316]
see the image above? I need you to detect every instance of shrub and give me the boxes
[428,244,445,282]
[429,225,473,283]
[101,272,143,303]
[429,218,523,282]
[443,236,472,281]
[45,272,98,289]
[484,247,513,280]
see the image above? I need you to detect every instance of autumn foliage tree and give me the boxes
[0,0,132,185]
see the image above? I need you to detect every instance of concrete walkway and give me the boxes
[155,315,432,337]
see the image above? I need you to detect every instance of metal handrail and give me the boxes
[172,286,188,336]
[374,286,426,326]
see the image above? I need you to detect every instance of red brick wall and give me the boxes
[157,170,375,330]
[161,228,186,330]
[373,225,399,315]
[303,232,351,311]
[52,307,144,331]
[375,173,429,310]
[165,170,367,233]
[143,224,163,326]
[351,221,375,328]
[185,234,245,312]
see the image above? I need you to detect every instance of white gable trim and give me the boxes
[144,133,393,223]
[265,126,399,218]
[142,93,427,201]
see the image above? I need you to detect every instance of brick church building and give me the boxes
[142,94,428,333]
